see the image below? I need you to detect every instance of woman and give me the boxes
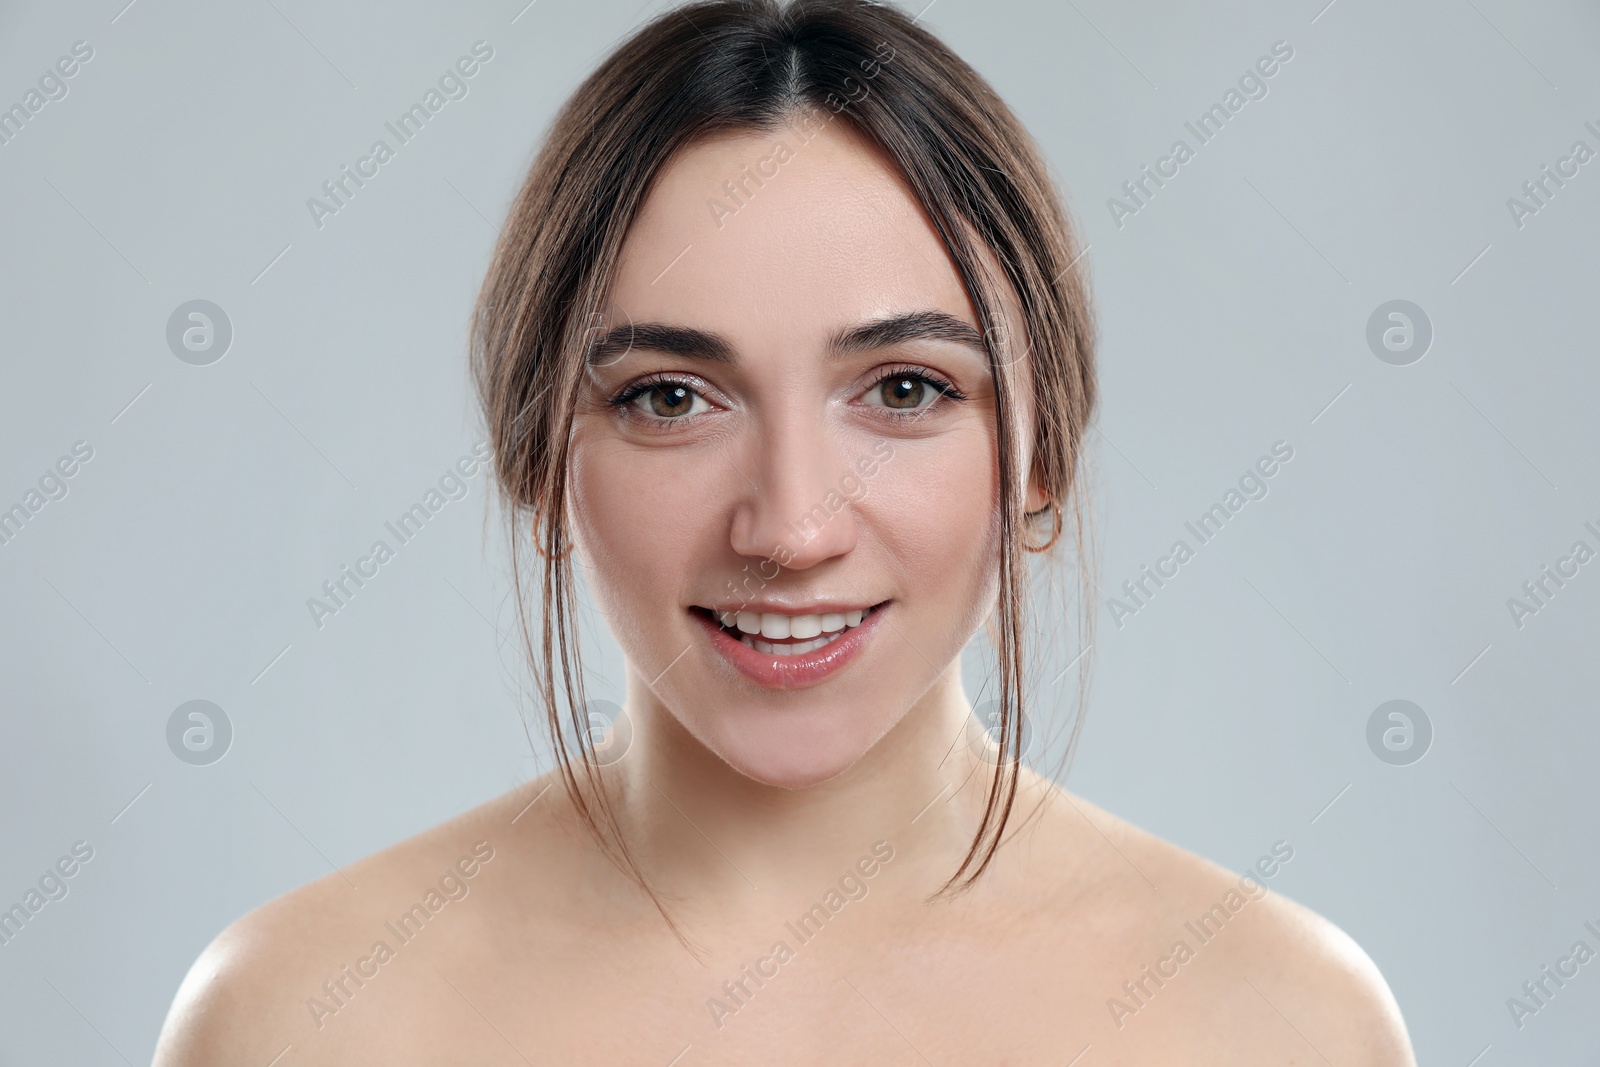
[155,1,1416,1062]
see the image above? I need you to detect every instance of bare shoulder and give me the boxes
[151,776,567,1067]
[1010,775,1416,1064]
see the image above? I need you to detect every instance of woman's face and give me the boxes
[569,113,1042,789]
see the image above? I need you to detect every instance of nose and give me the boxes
[728,412,859,570]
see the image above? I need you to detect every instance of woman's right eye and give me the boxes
[610,377,713,425]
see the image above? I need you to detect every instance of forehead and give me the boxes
[608,116,979,343]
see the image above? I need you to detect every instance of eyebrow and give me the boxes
[586,309,988,366]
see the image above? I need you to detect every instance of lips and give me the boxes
[689,601,890,689]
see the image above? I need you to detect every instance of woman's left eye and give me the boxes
[860,369,966,414]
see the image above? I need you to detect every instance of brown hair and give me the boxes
[470,0,1096,919]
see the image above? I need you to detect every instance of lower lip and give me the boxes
[691,604,889,690]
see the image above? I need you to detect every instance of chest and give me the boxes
[291,900,1296,1066]
[441,914,1181,1064]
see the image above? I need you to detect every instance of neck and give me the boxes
[600,661,1001,917]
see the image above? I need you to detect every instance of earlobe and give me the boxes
[1023,469,1050,515]
[1021,468,1061,553]
[1022,498,1063,553]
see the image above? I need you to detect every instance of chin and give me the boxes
[703,712,881,790]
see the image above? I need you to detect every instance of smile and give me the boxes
[714,605,877,654]
[688,601,890,689]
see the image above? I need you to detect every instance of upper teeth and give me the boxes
[715,608,867,639]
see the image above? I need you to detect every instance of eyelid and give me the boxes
[608,369,717,400]
[606,371,722,429]
[857,363,969,411]
[605,363,968,430]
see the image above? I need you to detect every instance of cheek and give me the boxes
[876,428,999,545]
[568,428,728,618]
[866,427,1002,606]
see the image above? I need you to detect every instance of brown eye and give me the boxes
[880,376,925,409]
[613,377,712,423]
[889,377,928,406]
[646,383,698,418]
[859,368,967,418]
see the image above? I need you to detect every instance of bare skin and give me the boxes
[153,115,1415,1065]
[152,764,1412,1065]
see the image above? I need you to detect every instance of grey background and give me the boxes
[1,0,1596,1062]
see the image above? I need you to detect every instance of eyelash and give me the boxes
[604,373,712,429]
[605,366,970,430]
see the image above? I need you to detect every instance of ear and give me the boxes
[1023,463,1050,515]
